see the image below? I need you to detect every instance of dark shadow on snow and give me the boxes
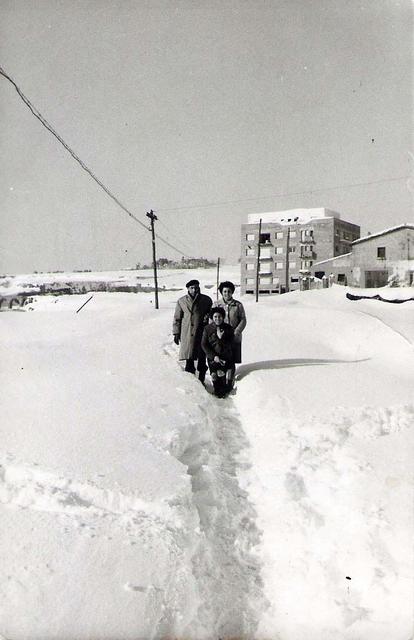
[236,357,369,381]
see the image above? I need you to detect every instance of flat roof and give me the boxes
[247,207,340,225]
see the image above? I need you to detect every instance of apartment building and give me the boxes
[240,208,360,294]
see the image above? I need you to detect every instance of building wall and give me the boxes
[350,227,414,287]
[312,254,353,284]
[240,215,360,294]
[333,219,361,256]
[311,227,414,287]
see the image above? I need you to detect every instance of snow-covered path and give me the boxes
[174,388,266,638]
[1,269,413,639]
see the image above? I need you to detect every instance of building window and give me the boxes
[246,248,255,256]
[301,260,313,269]
[290,230,297,238]
[246,233,255,241]
[246,278,255,285]
[246,263,255,271]
[260,233,271,244]
[290,276,299,283]
[276,262,283,269]
[290,261,296,269]
[289,246,296,253]
[276,247,283,254]
[272,277,280,285]
[276,231,283,239]
[377,246,386,259]
[301,229,314,242]
[260,276,272,284]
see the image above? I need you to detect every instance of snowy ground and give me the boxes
[1,267,413,639]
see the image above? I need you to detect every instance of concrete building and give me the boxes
[240,208,360,294]
[311,224,414,288]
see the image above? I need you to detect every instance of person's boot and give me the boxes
[185,360,196,374]
[198,370,206,385]
[214,377,226,398]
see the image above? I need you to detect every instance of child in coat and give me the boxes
[201,306,235,398]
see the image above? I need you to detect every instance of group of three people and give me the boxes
[172,279,246,397]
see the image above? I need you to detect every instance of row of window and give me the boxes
[245,245,314,256]
[246,260,313,271]
[245,276,301,286]
[246,229,314,243]
[335,229,358,241]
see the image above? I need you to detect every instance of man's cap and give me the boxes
[186,279,200,288]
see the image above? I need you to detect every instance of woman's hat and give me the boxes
[218,280,235,294]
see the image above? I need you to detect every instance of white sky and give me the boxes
[0,0,412,272]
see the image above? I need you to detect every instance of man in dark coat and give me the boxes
[172,279,212,383]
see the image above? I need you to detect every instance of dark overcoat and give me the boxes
[217,298,246,363]
[173,293,212,360]
[201,322,234,364]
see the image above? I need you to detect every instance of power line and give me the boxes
[2,66,407,259]
[156,218,195,256]
[0,65,191,258]
[156,176,408,214]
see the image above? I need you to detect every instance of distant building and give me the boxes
[311,223,414,287]
[240,208,360,294]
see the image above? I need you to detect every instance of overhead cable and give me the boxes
[0,65,191,258]
[156,218,195,256]
[156,176,408,213]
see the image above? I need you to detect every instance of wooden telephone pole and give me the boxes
[216,257,220,301]
[255,218,262,302]
[146,209,159,309]
[285,226,291,293]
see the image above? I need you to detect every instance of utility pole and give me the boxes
[285,226,291,293]
[146,209,159,309]
[216,257,220,301]
[255,218,262,302]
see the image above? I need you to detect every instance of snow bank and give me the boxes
[235,285,414,640]
[1,267,413,639]
[1,293,204,638]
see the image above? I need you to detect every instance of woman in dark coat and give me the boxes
[201,307,234,398]
[217,281,247,373]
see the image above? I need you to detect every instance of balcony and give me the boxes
[259,247,273,259]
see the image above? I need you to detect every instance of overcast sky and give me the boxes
[1,0,412,273]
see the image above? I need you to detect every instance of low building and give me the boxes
[311,223,414,287]
[240,208,360,294]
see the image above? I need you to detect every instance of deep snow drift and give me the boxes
[1,267,413,639]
